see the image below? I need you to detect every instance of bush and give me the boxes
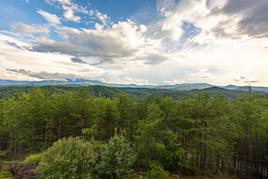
[147,162,169,179]
[38,137,97,179]
[24,154,41,164]
[96,135,136,179]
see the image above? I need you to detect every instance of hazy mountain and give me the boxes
[0,79,268,93]
[223,85,268,93]
[156,83,214,91]
[224,85,240,91]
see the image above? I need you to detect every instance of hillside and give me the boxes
[0,86,267,179]
[0,85,258,99]
[1,79,268,93]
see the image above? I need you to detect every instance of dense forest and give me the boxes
[0,85,253,99]
[0,87,267,178]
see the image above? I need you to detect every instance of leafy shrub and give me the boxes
[147,162,169,179]
[38,137,97,179]
[96,135,136,179]
[24,153,41,164]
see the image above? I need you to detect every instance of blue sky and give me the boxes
[0,0,268,85]
[0,0,159,32]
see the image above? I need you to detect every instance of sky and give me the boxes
[0,0,268,86]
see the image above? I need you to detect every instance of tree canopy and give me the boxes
[0,88,267,178]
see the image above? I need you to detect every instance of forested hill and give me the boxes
[0,85,261,99]
[0,88,267,178]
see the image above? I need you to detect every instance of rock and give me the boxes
[9,163,38,179]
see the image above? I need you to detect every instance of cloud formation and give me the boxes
[222,0,268,37]
[32,20,161,66]
[1,0,268,85]
[233,76,259,84]
[45,0,109,24]
[0,34,104,81]
[6,68,81,80]
[12,23,49,34]
[37,9,61,25]
[45,0,81,22]
[70,57,87,64]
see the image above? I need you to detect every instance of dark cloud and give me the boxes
[90,59,114,66]
[6,68,81,80]
[70,57,87,64]
[144,54,167,65]
[27,17,172,67]
[222,0,268,37]
[240,76,246,80]
[222,0,253,14]
[233,76,259,84]
[32,29,137,59]
[5,41,27,50]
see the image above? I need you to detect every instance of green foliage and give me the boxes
[135,104,187,171]
[96,135,136,179]
[0,87,268,177]
[38,137,96,179]
[0,171,12,179]
[24,153,42,164]
[147,162,169,179]
[0,150,8,159]
[116,95,138,139]
[158,130,188,171]
[93,97,119,141]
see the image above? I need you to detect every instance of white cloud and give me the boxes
[45,0,85,23]
[45,0,109,24]
[45,0,72,6]
[12,23,49,34]
[37,9,61,25]
[139,25,147,33]
[0,34,103,81]
[21,0,268,85]
[2,0,268,85]
[95,11,109,24]
[32,20,161,66]
[63,8,80,22]
[156,0,177,15]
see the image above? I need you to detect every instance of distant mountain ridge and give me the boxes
[156,83,214,91]
[224,85,268,93]
[0,79,267,93]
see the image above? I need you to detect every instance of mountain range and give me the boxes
[0,79,267,93]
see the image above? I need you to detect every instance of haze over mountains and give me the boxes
[0,79,267,93]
